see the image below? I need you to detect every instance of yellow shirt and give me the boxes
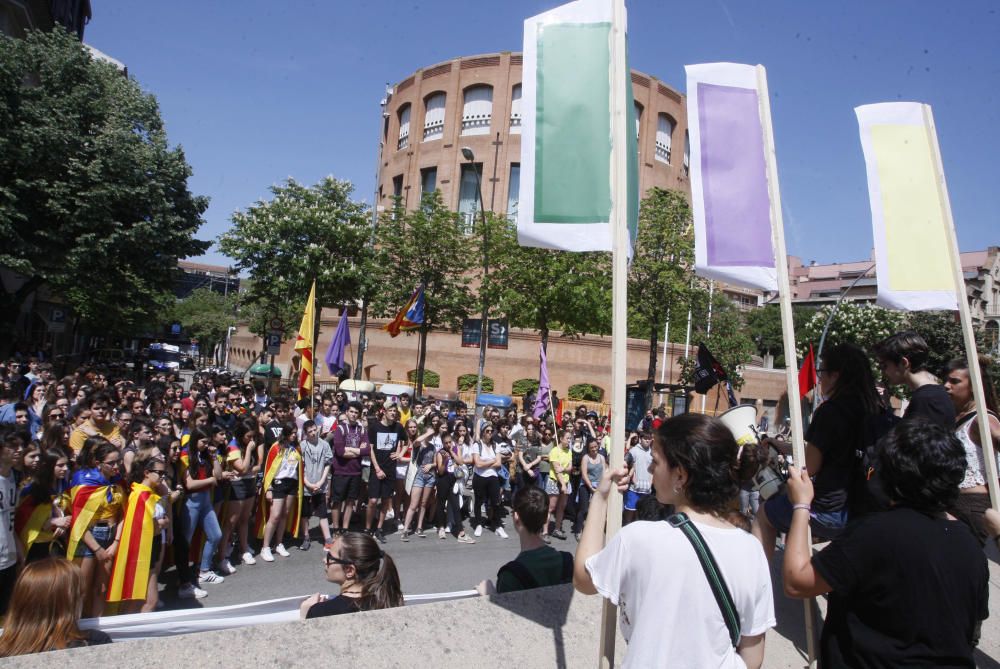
[69,420,122,453]
[548,446,573,483]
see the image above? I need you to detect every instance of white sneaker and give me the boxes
[386,509,395,520]
[199,570,225,585]
[260,547,275,562]
[496,527,509,539]
[178,583,208,599]
[241,551,256,566]
[275,543,290,557]
[474,525,483,537]
[438,527,447,540]
[219,559,237,575]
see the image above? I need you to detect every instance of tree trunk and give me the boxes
[355,299,368,380]
[646,324,659,411]
[416,324,428,397]
[0,274,46,356]
[540,325,549,354]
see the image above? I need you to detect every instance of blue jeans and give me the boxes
[184,490,223,571]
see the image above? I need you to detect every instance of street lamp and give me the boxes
[462,147,490,402]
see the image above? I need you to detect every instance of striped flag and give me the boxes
[517,0,638,253]
[15,489,53,556]
[66,472,114,559]
[383,285,425,337]
[107,483,161,603]
[686,63,779,292]
[295,280,316,400]
[532,343,551,419]
[255,443,303,540]
[856,103,958,311]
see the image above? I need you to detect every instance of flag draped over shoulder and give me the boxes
[686,63,778,292]
[517,0,638,254]
[295,281,316,401]
[255,444,303,539]
[798,344,817,398]
[532,343,551,419]
[15,486,53,556]
[383,285,425,337]
[325,311,351,375]
[66,468,114,559]
[855,103,958,311]
[107,483,161,603]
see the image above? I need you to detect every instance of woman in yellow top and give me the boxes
[544,431,573,542]
[67,438,125,618]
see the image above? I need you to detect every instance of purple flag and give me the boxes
[532,343,550,419]
[686,63,779,292]
[324,311,351,375]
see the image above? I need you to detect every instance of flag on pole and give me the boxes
[294,280,316,401]
[517,0,638,254]
[325,311,351,375]
[532,343,551,419]
[798,344,817,398]
[383,285,425,337]
[856,103,958,311]
[686,63,779,292]
[692,342,728,394]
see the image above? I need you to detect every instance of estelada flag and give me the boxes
[107,483,161,603]
[66,468,115,559]
[798,344,818,398]
[255,442,303,539]
[15,486,53,556]
[295,280,316,401]
[383,285,425,337]
[693,343,728,395]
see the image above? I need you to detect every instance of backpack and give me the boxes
[497,551,574,591]
[849,407,900,517]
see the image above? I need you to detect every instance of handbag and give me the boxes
[404,453,419,495]
[666,512,741,648]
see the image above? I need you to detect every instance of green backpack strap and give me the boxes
[666,512,741,648]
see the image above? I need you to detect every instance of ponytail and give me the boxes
[362,552,404,611]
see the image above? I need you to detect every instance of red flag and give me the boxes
[798,344,817,398]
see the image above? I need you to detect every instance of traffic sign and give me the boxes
[48,307,66,333]
[268,317,284,332]
[266,332,282,356]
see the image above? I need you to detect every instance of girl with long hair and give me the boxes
[399,421,438,540]
[181,427,232,587]
[0,558,111,655]
[572,438,606,541]
[471,423,507,539]
[391,418,418,521]
[575,413,774,668]
[217,419,262,571]
[257,422,303,562]
[433,432,475,543]
[15,447,72,563]
[544,430,573,542]
[299,531,403,619]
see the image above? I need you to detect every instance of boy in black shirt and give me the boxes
[366,401,406,542]
[874,330,955,428]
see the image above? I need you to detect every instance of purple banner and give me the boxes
[698,83,775,268]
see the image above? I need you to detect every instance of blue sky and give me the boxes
[86,1,999,268]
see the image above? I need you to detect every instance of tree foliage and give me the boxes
[679,296,756,391]
[218,176,373,338]
[745,303,817,366]
[0,28,209,346]
[799,302,907,358]
[169,288,237,363]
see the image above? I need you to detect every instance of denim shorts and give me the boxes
[413,470,436,489]
[76,523,115,558]
[624,489,649,512]
[764,492,847,540]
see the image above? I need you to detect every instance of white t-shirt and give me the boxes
[0,473,18,570]
[473,441,498,478]
[586,519,775,669]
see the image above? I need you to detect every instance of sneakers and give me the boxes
[260,547,275,562]
[438,527,447,540]
[542,534,552,544]
[275,544,290,557]
[241,551,257,566]
[551,529,567,540]
[219,559,237,575]
[299,539,311,551]
[400,530,411,542]
[199,570,225,585]
[474,525,483,537]
[178,583,208,599]
[416,528,427,538]
[574,533,581,542]
[457,534,476,544]
[386,509,395,520]
[495,527,509,539]
[374,528,387,544]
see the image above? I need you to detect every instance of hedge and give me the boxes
[407,369,440,388]
[512,378,540,397]
[568,383,603,401]
[458,374,493,392]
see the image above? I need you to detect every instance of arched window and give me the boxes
[633,101,643,139]
[397,104,411,150]
[461,85,493,136]
[510,84,522,134]
[655,113,675,164]
[423,92,446,142]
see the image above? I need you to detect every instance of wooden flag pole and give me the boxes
[756,65,817,668]
[598,0,629,665]
[923,105,1000,511]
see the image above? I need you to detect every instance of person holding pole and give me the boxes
[574,413,774,669]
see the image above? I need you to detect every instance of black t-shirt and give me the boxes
[904,383,956,429]
[265,419,282,448]
[368,421,406,471]
[804,394,865,512]
[67,629,113,647]
[305,594,365,619]
[813,507,988,669]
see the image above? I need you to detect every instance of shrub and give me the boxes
[512,378,540,397]
[458,374,493,392]
[407,369,439,388]
[568,383,603,401]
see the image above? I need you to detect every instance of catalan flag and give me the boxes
[255,443,303,539]
[107,483,161,603]
[382,285,425,337]
[295,280,317,401]
[66,468,115,559]
[15,486,54,556]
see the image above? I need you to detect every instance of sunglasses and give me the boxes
[324,552,354,567]
[148,469,168,477]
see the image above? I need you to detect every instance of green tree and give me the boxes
[800,302,907,357]
[169,288,238,365]
[745,303,816,367]
[628,188,695,408]
[0,29,209,350]
[905,310,996,377]
[487,214,611,352]
[680,295,756,393]
[372,192,477,395]
[218,176,374,338]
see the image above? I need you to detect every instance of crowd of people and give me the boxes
[0,328,997,666]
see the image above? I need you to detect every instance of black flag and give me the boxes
[693,343,728,395]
